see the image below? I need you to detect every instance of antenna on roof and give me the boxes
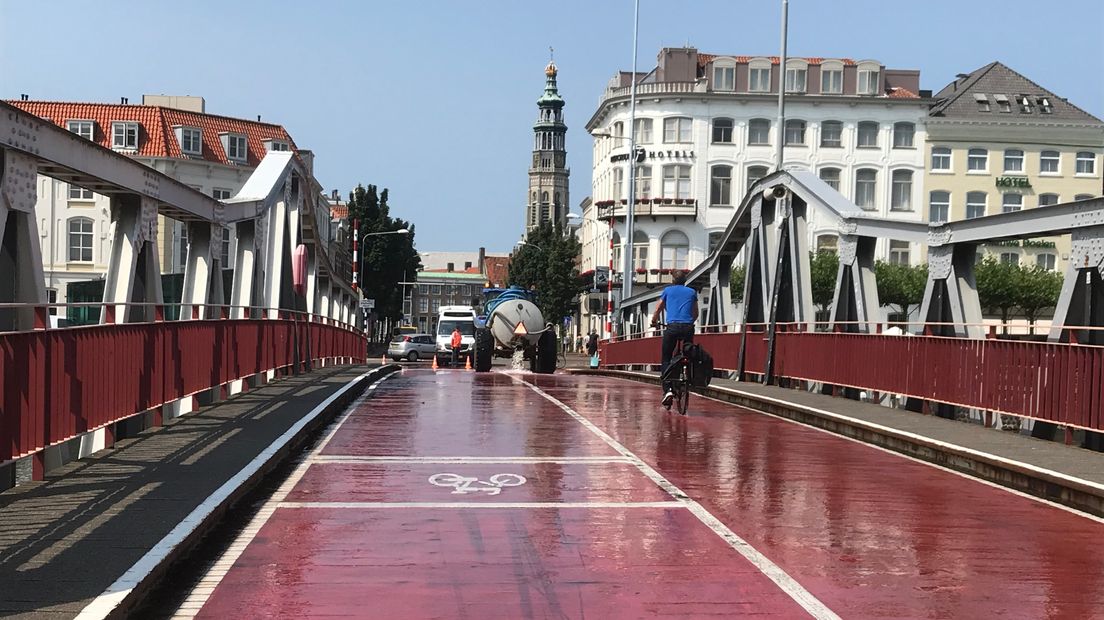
[549,46,554,62]
[257,115,261,121]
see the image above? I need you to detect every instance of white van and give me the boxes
[435,306,477,366]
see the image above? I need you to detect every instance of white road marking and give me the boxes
[166,372,397,620]
[516,376,841,620]
[277,501,682,509]
[310,455,632,464]
[693,391,1104,526]
[428,472,526,495]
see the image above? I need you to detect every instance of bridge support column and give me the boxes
[918,242,983,339]
[0,148,47,332]
[102,195,163,324]
[829,235,880,332]
[181,221,222,320]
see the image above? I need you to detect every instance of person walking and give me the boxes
[649,270,698,408]
[450,326,463,367]
[586,331,599,357]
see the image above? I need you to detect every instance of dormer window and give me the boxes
[112,121,139,150]
[856,61,880,95]
[176,126,202,156]
[712,60,735,91]
[785,60,807,93]
[820,61,843,94]
[994,94,1011,113]
[221,133,248,163]
[1037,96,1053,114]
[67,120,94,140]
[1018,95,1033,113]
[748,58,771,93]
[973,93,990,112]
[264,139,291,152]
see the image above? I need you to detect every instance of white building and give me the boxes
[8,95,299,306]
[581,48,932,295]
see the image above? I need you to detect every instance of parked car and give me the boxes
[387,333,436,362]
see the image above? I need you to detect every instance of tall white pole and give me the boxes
[619,0,641,334]
[775,0,789,171]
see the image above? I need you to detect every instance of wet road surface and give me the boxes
[174,369,1104,619]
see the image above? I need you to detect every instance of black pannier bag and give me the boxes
[683,343,713,387]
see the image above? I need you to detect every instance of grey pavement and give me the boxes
[0,364,378,619]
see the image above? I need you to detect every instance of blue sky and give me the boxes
[2,0,1102,253]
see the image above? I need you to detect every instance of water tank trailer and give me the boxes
[472,286,557,373]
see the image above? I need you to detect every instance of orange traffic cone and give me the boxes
[431,355,439,370]
[381,354,386,365]
[465,355,472,370]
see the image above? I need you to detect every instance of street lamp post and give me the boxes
[352,228,409,291]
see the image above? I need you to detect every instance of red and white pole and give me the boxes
[352,218,359,291]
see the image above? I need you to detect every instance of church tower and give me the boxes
[527,58,569,232]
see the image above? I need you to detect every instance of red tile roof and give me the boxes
[329,204,348,220]
[887,86,920,99]
[6,100,296,167]
[482,256,511,288]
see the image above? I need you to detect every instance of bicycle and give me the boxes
[654,322,693,416]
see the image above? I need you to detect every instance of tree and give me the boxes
[875,261,928,321]
[730,264,746,297]
[1015,265,1063,333]
[508,222,584,326]
[346,184,421,340]
[809,251,839,314]
[974,256,1020,332]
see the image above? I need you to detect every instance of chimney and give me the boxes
[20,94,28,101]
[331,189,339,201]
[120,97,128,104]
[478,247,486,272]
[257,115,261,122]
[447,262,455,272]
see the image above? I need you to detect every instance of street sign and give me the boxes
[360,298,375,310]
[594,266,609,290]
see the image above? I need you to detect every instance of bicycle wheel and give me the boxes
[675,369,690,416]
[488,473,527,487]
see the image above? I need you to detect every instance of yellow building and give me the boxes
[925,62,1103,271]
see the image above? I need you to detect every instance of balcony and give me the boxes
[599,81,705,105]
[595,198,697,221]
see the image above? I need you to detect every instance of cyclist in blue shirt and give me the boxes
[649,270,698,408]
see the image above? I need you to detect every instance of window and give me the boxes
[1004,149,1024,173]
[1040,150,1060,174]
[662,165,691,199]
[112,122,139,149]
[889,241,910,266]
[929,191,950,223]
[785,65,807,92]
[891,170,913,210]
[68,217,93,262]
[931,146,951,171]
[178,127,202,155]
[67,120,94,140]
[820,121,842,147]
[212,188,232,200]
[68,184,93,200]
[749,62,771,92]
[999,252,1020,265]
[632,230,649,270]
[784,119,806,145]
[611,232,621,268]
[265,139,290,152]
[857,65,879,95]
[1076,152,1096,175]
[1018,94,1033,114]
[612,168,623,200]
[816,235,839,254]
[633,118,653,143]
[612,121,624,138]
[220,227,231,265]
[431,299,441,313]
[819,167,841,191]
[713,64,735,91]
[748,119,771,145]
[1002,193,1023,213]
[892,122,914,148]
[177,223,189,269]
[224,133,248,162]
[855,169,877,209]
[634,166,652,199]
[967,148,988,172]
[1038,193,1059,206]
[820,64,843,94]
[995,94,1011,113]
[747,165,769,191]
[432,284,442,295]
[966,192,987,218]
[857,122,879,147]
[663,117,692,143]
[974,94,990,112]
[1036,254,1056,271]
[660,230,690,269]
[710,165,732,205]
[712,118,733,143]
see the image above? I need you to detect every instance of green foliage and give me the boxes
[974,256,1020,325]
[809,251,839,312]
[346,184,421,324]
[1016,266,1063,326]
[730,264,746,296]
[507,222,584,324]
[875,261,928,318]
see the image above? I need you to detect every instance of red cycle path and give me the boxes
[184,370,1104,619]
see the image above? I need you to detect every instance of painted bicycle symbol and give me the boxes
[428,473,527,496]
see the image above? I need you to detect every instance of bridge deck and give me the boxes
[174,369,1104,619]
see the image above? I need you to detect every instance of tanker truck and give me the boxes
[472,286,558,374]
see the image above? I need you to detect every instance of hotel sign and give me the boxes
[995,176,1031,188]
[611,150,696,163]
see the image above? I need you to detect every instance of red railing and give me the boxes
[600,326,1104,433]
[1,305,366,467]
